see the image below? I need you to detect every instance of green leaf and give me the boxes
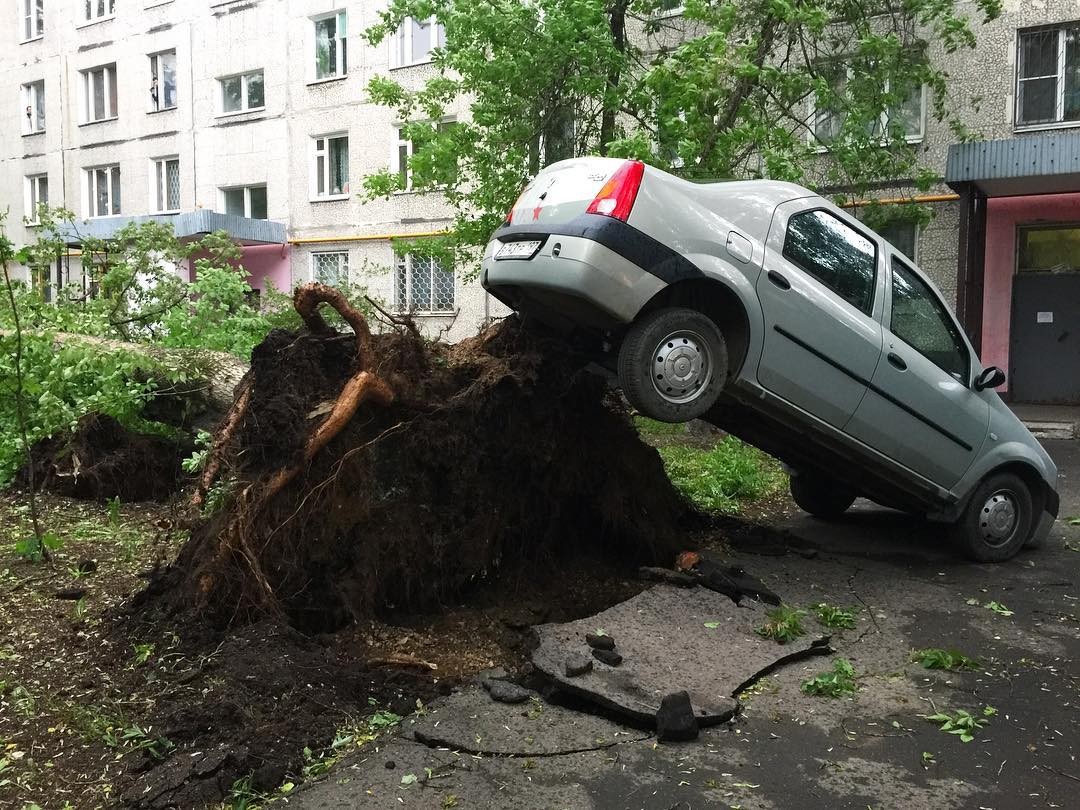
[703,621,720,629]
[400,773,418,787]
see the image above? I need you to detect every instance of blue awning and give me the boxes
[946,131,1080,197]
[58,210,287,246]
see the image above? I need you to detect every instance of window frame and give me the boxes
[887,256,971,385]
[82,0,115,24]
[393,119,456,191]
[781,207,880,316]
[85,163,121,218]
[394,252,456,315]
[311,250,349,286]
[149,50,178,112]
[874,219,920,263]
[220,184,268,219]
[312,10,348,81]
[311,133,350,200]
[24,174,48,225]
[808,67,926,149]
[218,69,265,115]
[22,80,45,134]
[392,16,445,69]
[81,63,118,123]
[151,156,181,213]
[22,0,44,42]
[1015,23,1080,130]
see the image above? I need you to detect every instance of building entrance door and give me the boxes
[1009,224,1080,403]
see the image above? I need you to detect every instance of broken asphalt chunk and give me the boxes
[592,648,623,667]
[638,566,698,587]
[586,633,616,651]
[487,681,532,704]
[656,691,699,742]
[565,653,593,677]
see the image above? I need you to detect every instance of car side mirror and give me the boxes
[974,366,1006,391]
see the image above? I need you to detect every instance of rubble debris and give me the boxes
[487,681,533,704]
[586,632,616,650]
[565,654,594,677]
[656,691,699,742]
[592,648,624,667]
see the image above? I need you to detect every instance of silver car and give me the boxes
[481,156,1059,562]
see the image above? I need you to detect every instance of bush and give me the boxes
[657,437,783,513]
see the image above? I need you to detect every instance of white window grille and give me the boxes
[23,0,44,40]
[220,70,264,114]
[22,81,45,133]
[395,254,454,313]
[86,164,121,217]
[393,16,444,67]
[314,11,347,79]
[312,251,348,286]
[222,185,267,219]
[25,174,48,224]
[153,157,180,212]
[84,0,114,22]
[82,63,117,122]
[149,50,177,111]
[312,134,349,198]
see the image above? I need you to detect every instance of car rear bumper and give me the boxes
[482,230,666,330]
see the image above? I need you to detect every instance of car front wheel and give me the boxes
[789,473,856,519]
[953,473,1033,562]
[618,307,728,423]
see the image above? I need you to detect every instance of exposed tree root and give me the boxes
[193,380,252,509]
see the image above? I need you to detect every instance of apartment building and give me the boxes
[1,0,504,341]
[3,2,1080,399]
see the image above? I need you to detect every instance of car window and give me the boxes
[890,257,969,383]
[782,209,877,314]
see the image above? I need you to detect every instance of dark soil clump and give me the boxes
[18,413,190,502]
[148,312,690,632]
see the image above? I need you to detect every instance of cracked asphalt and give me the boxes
[291,441,1079,810]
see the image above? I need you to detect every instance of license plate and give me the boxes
[495,240,542,260]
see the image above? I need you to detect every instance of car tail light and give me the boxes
[586,160,645,222]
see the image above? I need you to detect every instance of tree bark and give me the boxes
[600,0,631,155]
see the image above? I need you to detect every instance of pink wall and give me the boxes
[982,192,1080,391]
[185,243,292,293]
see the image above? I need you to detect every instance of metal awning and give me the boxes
[946,131,1080,197]
[57,210,287,246]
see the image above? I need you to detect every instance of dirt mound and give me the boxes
[18,413,190,502]
[149,284,690,631]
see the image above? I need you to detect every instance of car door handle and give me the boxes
[767,270,791,290]
[887,352,907,371]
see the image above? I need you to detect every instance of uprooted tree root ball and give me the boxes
[147,283,690,632]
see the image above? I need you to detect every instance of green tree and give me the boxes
[363,0,1003,269]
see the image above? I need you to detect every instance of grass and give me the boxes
[656,437,785,513]
[801,658,857,697]
[755,605,807,643]
[813,603,857,630]
[633,415,688,436]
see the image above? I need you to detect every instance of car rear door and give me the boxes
[844,255,989,488]
[755,200,885,430]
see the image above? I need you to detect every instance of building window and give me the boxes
[394,16,444,67]
[395,254,455,313]
[811,68,925,144]
[23,0,44,40]
[1017,224,1080,272]
[394,121,456,190]
[222,185,267,219]
[149,50,177,111]
[657,0,683,15]
[312,251,348,286]
[312,135,349,198]
[220,70,264,114]
[874,220,918,262]
[86,164,121,217]
[1017,25,1080,127]
[783,209,877,315]
[153,157,180,213]
[84,0,114,22]
[314,11,347,80]
[82,63,117,122]
[25,174,48,224]
[22,81,45,133]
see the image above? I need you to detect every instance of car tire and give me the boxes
[618,307,728,423]
[789,474,856,519]
[952,472,1033,563]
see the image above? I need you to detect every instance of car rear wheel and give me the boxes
[952,472,1032,562]
[618,307,728,423]
[789,473,857,519]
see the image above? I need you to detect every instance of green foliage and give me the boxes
[925,706,995,743]
[756,605,807,643]
[984,600,1014,617]
[813,603,857,630]
[801,658,857,697]
[182,430,214,474]
[634,415,687,436]
[658,437,783,513]
[362,0,1004,268]
[911,648,981,671]
[14,531,62,562]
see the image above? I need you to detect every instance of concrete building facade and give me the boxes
[3,1,1080,397]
